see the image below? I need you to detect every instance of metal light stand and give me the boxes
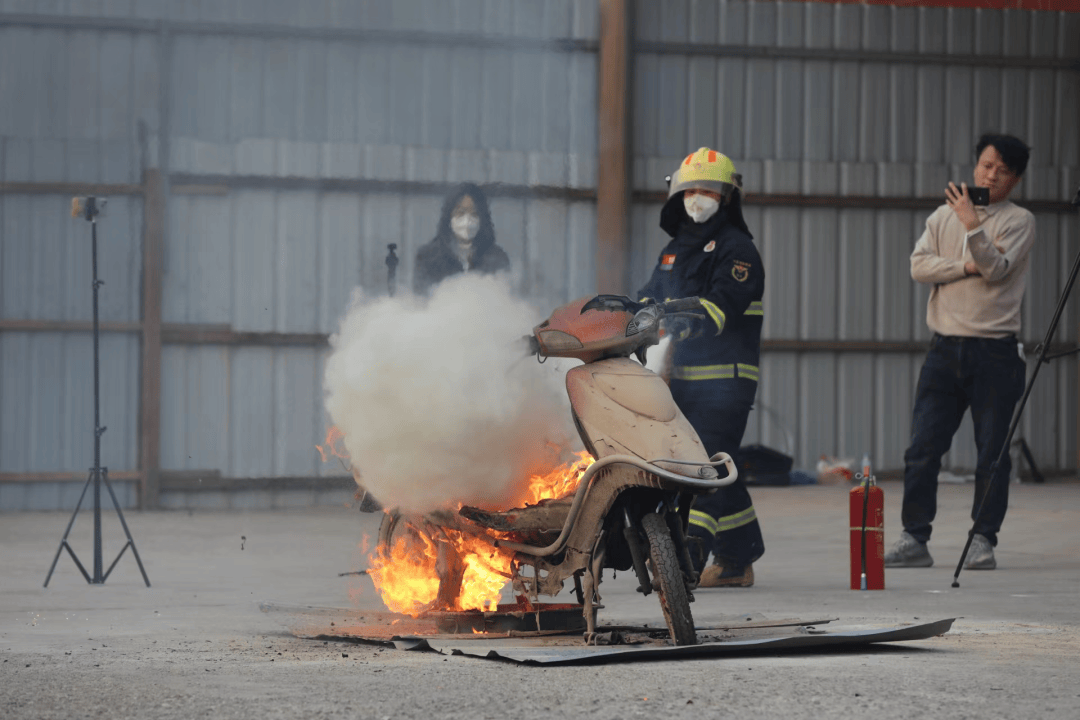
[44,196,150,588]
[952,185,1080,588]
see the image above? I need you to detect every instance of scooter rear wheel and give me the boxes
[377,509,465,611]
[642,512,697,646]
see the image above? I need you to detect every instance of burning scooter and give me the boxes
[372,295,737,646]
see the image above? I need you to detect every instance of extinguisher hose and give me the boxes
[859,479,870,589]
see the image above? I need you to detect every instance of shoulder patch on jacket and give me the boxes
[660,253,676,271]
[731,259,751,282]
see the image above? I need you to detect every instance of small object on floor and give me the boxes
[699,563,754,588]
[338,569,368,577]
[884,531,934,568]
[963,534,996,570]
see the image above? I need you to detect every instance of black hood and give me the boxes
[432,182,497,255]
[660,189,752,239]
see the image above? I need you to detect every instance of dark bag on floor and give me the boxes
[739,444,793,486]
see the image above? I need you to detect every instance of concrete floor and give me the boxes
[2,480,1078,719]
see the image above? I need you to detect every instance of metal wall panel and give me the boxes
[0,27,156,184]
[630,0,1079,473]
[168,35,599,188]
[0,191,143,507]
[0,331,140,504]
[160,344,321,477]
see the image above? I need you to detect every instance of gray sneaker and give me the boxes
[963,534,996,570]
[884,531,934,568]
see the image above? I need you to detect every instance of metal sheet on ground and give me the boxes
[383,619,956,664]
[264,599,956,665]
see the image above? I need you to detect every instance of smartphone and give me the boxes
[952,184,990,205]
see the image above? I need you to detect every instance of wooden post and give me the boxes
[140,168,164,509]
[597,0,631,295]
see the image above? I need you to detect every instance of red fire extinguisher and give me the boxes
[850,455,885,590]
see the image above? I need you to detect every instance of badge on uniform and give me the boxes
[704,240,716,253]
[732,260,751,282]
[660,253,676,271]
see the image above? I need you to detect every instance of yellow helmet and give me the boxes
[667,147,742,200]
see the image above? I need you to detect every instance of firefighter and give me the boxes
[637,147,765,587]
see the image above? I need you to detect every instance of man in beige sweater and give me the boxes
[885,134,1034,571]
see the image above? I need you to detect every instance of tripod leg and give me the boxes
[44,471,95,588]
[102,470,151,587]
[63,542,93,583]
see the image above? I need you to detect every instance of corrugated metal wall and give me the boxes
[630,0,1079,473]
[1,0,1077,510]
[0,0,602,509]
[0,0,151,511]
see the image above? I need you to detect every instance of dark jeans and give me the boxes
[670,376,764,567]
[902,334,1026,547]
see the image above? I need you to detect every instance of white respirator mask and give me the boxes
[683,192,720,224]
[451,213,481,242]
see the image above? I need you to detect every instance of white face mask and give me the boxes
[451,213,480,242]
[683,193,720,224]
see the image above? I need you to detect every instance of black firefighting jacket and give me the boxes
[637,205,764,381]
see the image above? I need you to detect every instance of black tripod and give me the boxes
[44,196,150,588]
[952,185,1080,587]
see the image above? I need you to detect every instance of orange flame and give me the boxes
[518,449,594,506]
[366,450,595,616]
[317,426,350,463]
[448,530,513,612]
[367,525,441,615]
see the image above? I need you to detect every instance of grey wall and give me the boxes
[1,0,1077,511]
[629,0,1079,473]
[0,1,601,510]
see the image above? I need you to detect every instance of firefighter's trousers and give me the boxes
[670,374,765,569]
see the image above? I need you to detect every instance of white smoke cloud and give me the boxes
[323,275,578,514]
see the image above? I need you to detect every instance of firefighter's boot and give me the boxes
[698,562,754,588]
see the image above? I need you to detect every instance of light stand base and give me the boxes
[44,467,151,587]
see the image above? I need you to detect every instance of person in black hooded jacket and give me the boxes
[637,147,765,588]
[414,183,511,295]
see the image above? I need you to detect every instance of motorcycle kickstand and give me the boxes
[582,533,606,645]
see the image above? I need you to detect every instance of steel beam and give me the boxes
[4,178,1075,215]
[0,319,140,333]
[139,169,164,510]
[3,12,1074,70]
[0,471,141,484]
[162,327,329,347]
[632,190,1078,215]
[634,40,1080,72]
[168,173,595,201]
[0,182,142,195]
[597,0,631,295]
[0,13,597,54]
